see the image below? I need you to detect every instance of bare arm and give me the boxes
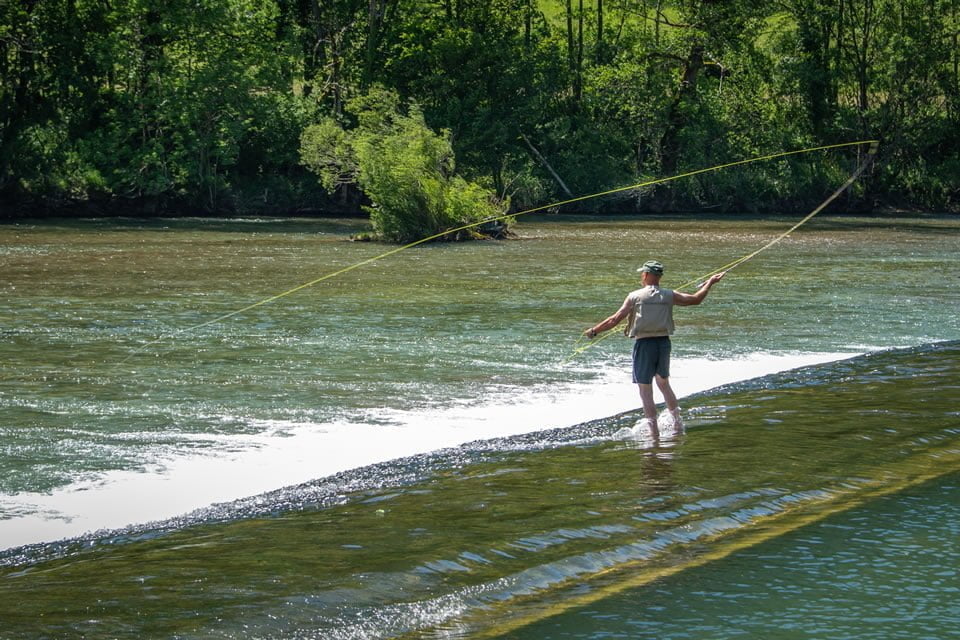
[585,295,633,338]
[673,271,726,306]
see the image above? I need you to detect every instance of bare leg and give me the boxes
[655,375,683,427]
[637,383,660,438]
[655,375,679,412]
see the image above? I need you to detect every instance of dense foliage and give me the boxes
[300,87,509,241]
[2,0,958,223]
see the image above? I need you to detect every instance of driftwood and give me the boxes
[520,133,573,198]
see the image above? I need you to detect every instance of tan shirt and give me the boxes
[624,285,675,338]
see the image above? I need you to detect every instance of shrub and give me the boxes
[301,87,510,243]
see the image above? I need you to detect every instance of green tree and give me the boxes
[301,87,510,242]
[2,0,958,216]
[85,0,310,211]
[0,0,110,200]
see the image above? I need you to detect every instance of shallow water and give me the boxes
[1,214,959,637]
[1,343,958,638]
[502,470,960,640]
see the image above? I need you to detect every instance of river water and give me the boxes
[1,214,958,638]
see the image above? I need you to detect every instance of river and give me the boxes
[1,214,958,638]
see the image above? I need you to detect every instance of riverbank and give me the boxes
[2,187,957,222]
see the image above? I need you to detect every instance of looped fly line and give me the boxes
[125,140,879,364]
[568,140,879,361]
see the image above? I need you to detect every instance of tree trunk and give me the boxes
[836,0,844,95]
[843,0,875,115]
[302,0,326,97]
[524,0,531,48]
[575,0,584,103]
[659,44,704,175]
[596,0,603,59]
[0,62,32,192]
[363,0,389,88]
[795,1,834,136]
[330,30,343,116]
[654,0,662,47]
[954,0,959,117]
[310,0,346,115]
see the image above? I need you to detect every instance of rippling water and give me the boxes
[1,343,958,638]
[1,215,959,637]
[507,472,960,640]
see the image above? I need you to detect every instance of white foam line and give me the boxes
[0,351,855,551]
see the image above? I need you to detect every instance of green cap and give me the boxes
[638,260,664,275]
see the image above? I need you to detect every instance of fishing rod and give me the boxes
[126,140,879,362]
[568,139,880,360]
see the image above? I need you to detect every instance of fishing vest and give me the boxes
[624,286,675,339]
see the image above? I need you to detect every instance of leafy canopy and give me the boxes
[301,88,509,243]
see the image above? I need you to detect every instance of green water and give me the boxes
[1,214,959,637]
[1,344,958,638]
[2,215,957,495]
[504,471,960,640]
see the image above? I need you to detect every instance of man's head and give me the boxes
[638,260,664,284]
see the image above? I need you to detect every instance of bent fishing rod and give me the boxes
[569,140,880,360]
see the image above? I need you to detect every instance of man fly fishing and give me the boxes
[584,260,725,438]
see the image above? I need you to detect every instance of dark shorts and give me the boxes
[632,336,671,384]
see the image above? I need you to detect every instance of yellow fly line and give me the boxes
[569,139,879,360]
[129,139,878,359]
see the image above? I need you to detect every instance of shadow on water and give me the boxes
[0,216,371,236]
[1,342,959,639]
